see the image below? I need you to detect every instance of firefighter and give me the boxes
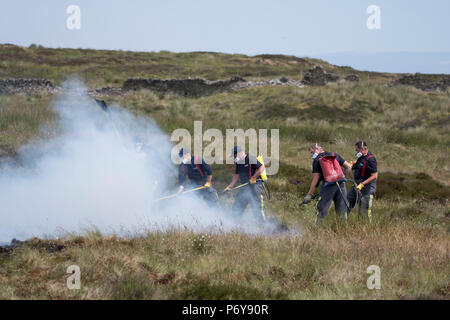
[178,148,219,206]
[302,143,353,225]
[347,141,378,221]
[224,146,266,223]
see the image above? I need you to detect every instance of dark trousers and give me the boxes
[316,181,348,225]
[347,182,376,221]
[188,182,219,207]
[232,182,265,222]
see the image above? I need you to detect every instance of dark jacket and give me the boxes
[353,151,377,184]
[179,156,212,186]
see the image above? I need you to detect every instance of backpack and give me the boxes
[256,155,268,181]
[318,152,345,183]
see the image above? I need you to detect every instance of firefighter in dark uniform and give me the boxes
[347,141,378,222]
[224,146,266,223]
[302,143,352,225]
[178,148,219,206]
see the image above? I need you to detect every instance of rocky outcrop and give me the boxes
[122,76,246,97]
[0,79,57,94]
[302,66,339,86]
[389,73,450,91]
[345,74,360,82]
[89,86,123,96]
[0,238,66,256]
[122,76,305,96]
[231,78,303,90]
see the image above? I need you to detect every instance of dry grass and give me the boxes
[0,217,448,299]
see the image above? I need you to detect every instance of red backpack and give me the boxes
[318,152,345,183]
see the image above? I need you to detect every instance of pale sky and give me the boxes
[1,0,450,73]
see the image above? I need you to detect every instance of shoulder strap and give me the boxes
[194,156,204,178]
[247,156,253,178]
[361,155,374,176]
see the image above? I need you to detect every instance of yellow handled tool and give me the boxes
[222,182,249,194]
[154,186,206,202]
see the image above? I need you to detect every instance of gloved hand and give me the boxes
[223,186,232,193]
[303,194,312,204]
[249,177,257,184]
[204,181,211,188]
[357,183,364,191]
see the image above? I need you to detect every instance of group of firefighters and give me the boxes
[172,141,377,226]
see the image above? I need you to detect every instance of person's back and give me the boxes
[303,144,352,225]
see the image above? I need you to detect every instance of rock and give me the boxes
[122,76,303,96]
[302,66,339,86]
[345,74,360,82]
[0,76,305,97]
[389,73,450,91]
[0,238,66,256]
[89,86,123,96]
[122,76,246,97]
[0,78,58,94]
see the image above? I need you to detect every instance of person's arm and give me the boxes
[359,157,378,188]
[227,174,240,189]
[307,173,321,195]
[178,166,187,193]
[342,161,352,177]
[202,159,213,187]
[362,172,378,186]
[251,164,264,180]
[203,174,213,188]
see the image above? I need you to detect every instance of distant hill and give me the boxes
[0,43,394,88]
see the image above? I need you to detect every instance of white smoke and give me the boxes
[0,80,282,242]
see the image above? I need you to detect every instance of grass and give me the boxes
[0,44,449,299]
[0,217,448,299]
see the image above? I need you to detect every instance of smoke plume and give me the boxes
[0,80,283,242]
